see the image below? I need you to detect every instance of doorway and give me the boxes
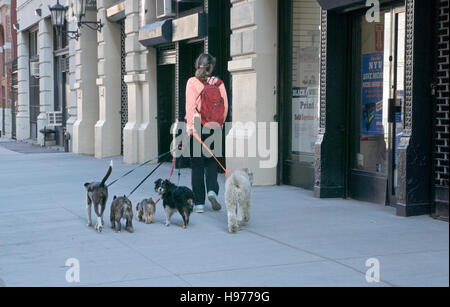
[157,63,175,162]
[348,6,405,205]
[54,55,69,146]
[178,41,204,122]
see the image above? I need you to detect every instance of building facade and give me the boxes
[15,0,76,147]
[10,0,448,219]
[0,0,17,138]
[308,0,448,219]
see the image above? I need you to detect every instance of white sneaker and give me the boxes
[208,191,222,211]
[194,204,205,213]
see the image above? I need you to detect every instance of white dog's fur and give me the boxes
[225,168,254,233]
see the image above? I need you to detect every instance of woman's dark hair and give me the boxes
[195,53,216,82]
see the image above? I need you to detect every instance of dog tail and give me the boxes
[101,160,113,186]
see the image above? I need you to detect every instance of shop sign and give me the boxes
[292,86,319,154]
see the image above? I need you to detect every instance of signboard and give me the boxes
[361,52,384,135]
[298,47,319,87]
[292,87,319,154]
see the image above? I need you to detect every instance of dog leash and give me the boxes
[154,143,182,205]
[127,161,165,198]
[192,131,231,177]
[130,142,183,202]
[107,149,175,187]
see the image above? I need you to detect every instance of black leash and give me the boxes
[107,149,174,187]
[127,161,164,198]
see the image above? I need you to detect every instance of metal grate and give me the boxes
[120,20,128,155]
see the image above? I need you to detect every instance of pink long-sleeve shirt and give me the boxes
[185,76,228,133]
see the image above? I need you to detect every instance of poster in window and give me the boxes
[361,52,384,135]
[291,46,319,154]
[292,87,319,154]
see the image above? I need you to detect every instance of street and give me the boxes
[0,138,448,287]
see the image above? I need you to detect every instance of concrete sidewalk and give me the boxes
[0,146,448,287]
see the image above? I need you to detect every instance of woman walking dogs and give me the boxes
[185,53,229,213]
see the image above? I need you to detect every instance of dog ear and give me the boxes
[136,203,139,211]
[84,182,90,189]
[113,195,117,200]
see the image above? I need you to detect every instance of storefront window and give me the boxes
[355,9,404,177]
[356,13,388,174]
[291,0,321,164]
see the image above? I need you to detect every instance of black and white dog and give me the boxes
[84,161,113,232]
[154,179,194,228]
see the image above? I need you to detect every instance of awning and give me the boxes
[316,0,365,10]
[106,0,126,22]
[138,20,173,47]
[317,0,397,11]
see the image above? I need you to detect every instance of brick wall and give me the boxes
[434,0,449,220]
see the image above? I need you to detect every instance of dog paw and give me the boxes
[228,224,238,233]
[165,223,170,227]
[87,222,92,227]
[126,227,134,233]
[97,225,103,233]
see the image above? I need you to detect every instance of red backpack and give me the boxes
[196,77,225,126]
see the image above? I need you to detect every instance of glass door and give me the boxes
[349,6,405,205]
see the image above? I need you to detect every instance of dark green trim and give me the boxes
[278,0,293,186]
[396,203,432,217]
[395,0,434,217]
[314,10,349,198]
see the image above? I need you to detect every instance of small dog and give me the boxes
[110,195,134,233]
[154,179,194,228]
[225,168,254,233]
[136,198,156,224]
[84,161,113,232]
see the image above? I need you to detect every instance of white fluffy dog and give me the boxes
[225,168,254,233]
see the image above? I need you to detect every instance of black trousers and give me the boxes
[190,129,220,205]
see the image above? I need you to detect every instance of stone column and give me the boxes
[123,0,146,164]
[139,46,159,163]
[16,31,30,141]
[138,0,158,163]
[72,9,99,155]
[95,0,122,158]
[225,0,278,186]
[66,18,78,153]
[37,18,54,146]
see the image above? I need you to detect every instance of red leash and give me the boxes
[192,131,231,177]
[155,143,182,205]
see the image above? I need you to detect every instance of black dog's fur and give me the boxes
[84,161,113,232]
[154,179,194,228]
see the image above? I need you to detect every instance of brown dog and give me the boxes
[136,198,156,224]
